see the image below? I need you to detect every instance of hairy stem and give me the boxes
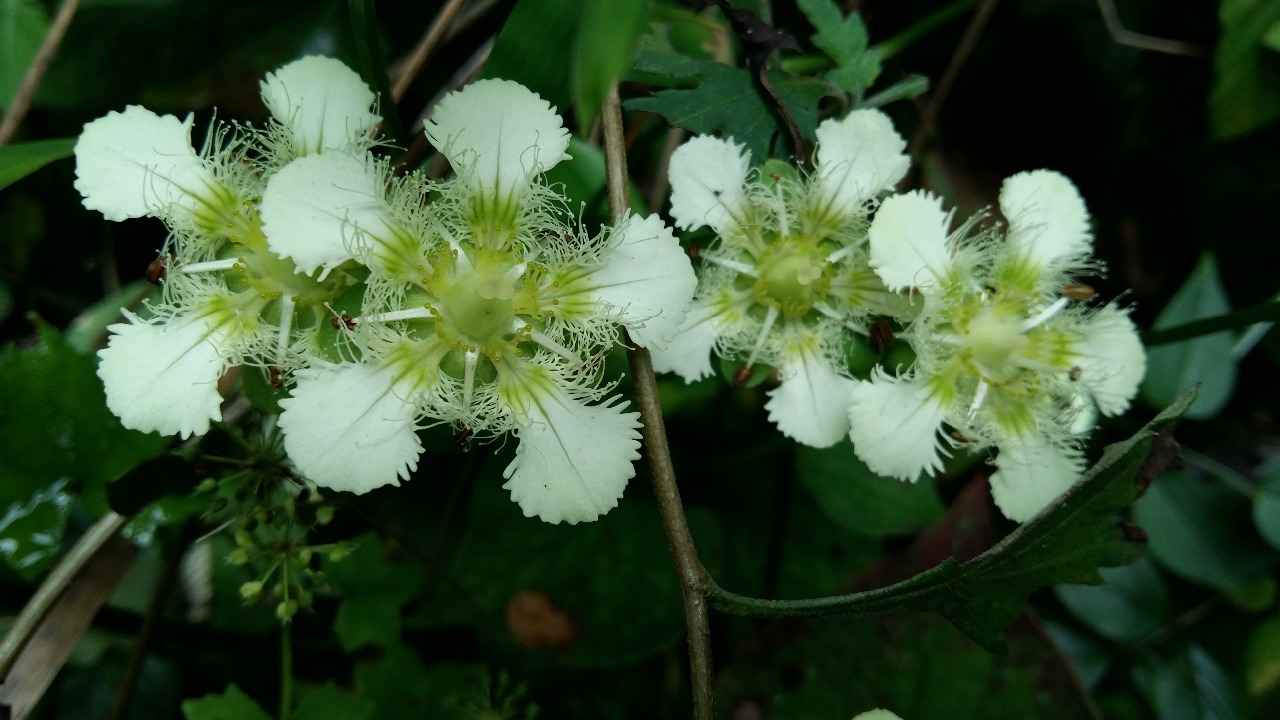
[602,85,715,720]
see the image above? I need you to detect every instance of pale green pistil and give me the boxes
[964,307,1028,381]
[753,240,831,317]
[436,265,517,346]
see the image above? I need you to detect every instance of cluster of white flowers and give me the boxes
[76,56,696,524]
[658,117,1145,522]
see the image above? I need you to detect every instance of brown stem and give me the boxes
[391,0,469,102]
[0,0,81,146]
[601,85,715,720]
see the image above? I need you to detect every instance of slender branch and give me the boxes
[279,621,294,720]
[1142,300,1280,346]
[874,0,980,61]
[0,511,127,680]
[391,0,468,102]
[0,0,81,146]
[602,85,715,720]
[1094,0,1205,57]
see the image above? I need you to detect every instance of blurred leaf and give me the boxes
[573,0,649,131]
[1133,469,1276,593]
[628,32,826,159]
[796,0,881,97]
[1044,620,1114,690]
[354,646,489,720]
[182,684,272,720]
[64,279,157,353]
[861,73,928,109]
[335,595,402,651]
[1132,643,1242,720]
[1210,0,1280,139]
[797,440,944,537]
[294,682,374,720]
[1141,254,1236,419]
[0,0,47,109]
[106,454,198,516]
[0,280,11,323]
[323,531,425,605]
[0,477,72,580]
[482,0,579,112]
[1255,461,1280,551]
[709,387,1195,654]
[1055,558,1168,643]
[0,319,168,514]
[1246,616,1280,696]
[0,138,76,191]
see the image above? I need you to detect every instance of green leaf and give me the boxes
[1254,461,1280,551]
[182,684,272,720]
[1246,615,1280,695]
[797,440,944,537]
[334,595,403,651]
[1055,558,1168,643]
[0,0,47,109]
[628,32,826,159]
[1132,468,1275,593]
[294,682,374,720]
[0,138,76,191]
[63,279,157,353]
[573,0,649,130]
[1141,253,1236,419]
[796,0,881,97]
[707,387,1197,653]
[323,532,425,606]
[1132,644,1243,720]
[354,646,491,720]
[1210,0,1280,139]
[106,454,199,517]
[482,0,580,112]
[0,477,72,581]
[0,319,168,515]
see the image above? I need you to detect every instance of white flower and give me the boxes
[652,110,912,448]
[849,170,1146,521]
[273,79,693,523]
[78,56,374,437]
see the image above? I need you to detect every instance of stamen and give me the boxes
[529,328,579,363]
[702,254,759,277]
[1021,297,1070,332]
[825,245,856,264]
[967,379,989,422]
[177,258,239,274]
[462,350,478,409]
[274,296,295,366]
[774,183,790,237]
[744,305,780,369]
[813,301,863,333]
[360,307,435,323]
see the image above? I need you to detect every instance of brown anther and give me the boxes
[869,316,895,355]
[1068,366,1082,381]
[453,425,474,447]
[146,256,168,285]
[688,244,700,261]
[329,313,357,331]
[769,173,782,183]
[1063,282,1096,300]
[732,363,754,387]
[269,366,284,388]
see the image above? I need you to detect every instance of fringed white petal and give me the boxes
[764,347,857,448]
[74,106,218,222]
[260,151,395,276]
[97,310,226,439]
[1074,304,1146,416]
[279,362,422,494]
[649,300,724,382]
[1000,170,1092,274]
[424,79,570,199]
[847,369,950,481]
[812,109,910,215]
[584,213,696,350]
[852,712,904,720]
[260,55,379,157]
[502,377,641,524]
[867,190,954,292]
[990,435,1085,522]
[667,134,751,234]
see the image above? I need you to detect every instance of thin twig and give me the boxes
[602,85,715,720]
[391,0,469,102]
[0,0,81,146]
[0,511,128,680]
[901,0,999,189]
[1095,0,1205,57]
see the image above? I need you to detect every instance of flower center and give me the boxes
[428,251,521,352]
[753,239,832,317]
[963,306,1028,382]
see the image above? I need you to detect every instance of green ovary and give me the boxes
[433,259,519,349]
[754,240,831,317]
[963,306,1028,382]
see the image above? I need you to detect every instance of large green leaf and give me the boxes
[1132,643,1243,720]
[797,440,944,538]
[323,532,426,651]
[1254,461,1280,551]
[572,0,649,130]
[481,0,579,113]
[294,682,374,720]
[0,0,47,109]
[0,138,76,191]
[1210,0,1280,139]
[706,387,1196,653]
[1141,254,1236,419]
[796,0,881,97]
[1055,558,1169,644]
[182,684,272,720]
